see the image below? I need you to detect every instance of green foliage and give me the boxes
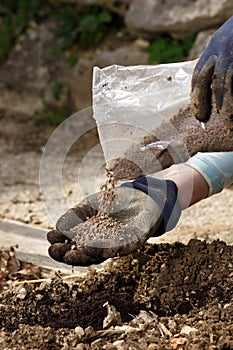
[78,7,112,48]
[0,2,117,62]
[33,100,68,126]
[53,6,113,51]
[144,34,196,64]
[0,0,46,62]
[52,5,80,52]
[52,82,63,101]
[14,180,26,185]
[0,17,14,61]
[33,84,69,126]
[67,55,78,67]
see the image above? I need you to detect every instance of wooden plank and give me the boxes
[0,219,103,274]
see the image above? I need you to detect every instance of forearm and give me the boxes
[152,152,233,210]
[152,163,209,210]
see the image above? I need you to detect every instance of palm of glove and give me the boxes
[47,186,162,266]
[191,16,233,129]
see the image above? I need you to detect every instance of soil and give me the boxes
[0,239,233,349]
[48,211,128,266]
[1,112,233,349]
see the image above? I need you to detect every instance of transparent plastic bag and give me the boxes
[92,60,197,180]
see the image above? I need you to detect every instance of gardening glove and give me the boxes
[47,177,181,266]
[191,16,233,129]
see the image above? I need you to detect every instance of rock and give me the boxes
[74,326,85,338]
[188,29,215,60]
[125,0,233,38]
[180,325,198,336]
[70,44,148,111]
[0,20,71,116]
[68,54,93,112]
[94,45,149,67]
[16,287,27,300]
[170,334,187,350]
[103,302,122,329]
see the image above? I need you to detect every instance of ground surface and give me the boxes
[0,240,233,349]
[0,113,233,349]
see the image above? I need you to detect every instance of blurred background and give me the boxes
[1,0,233,123]
[1,0,233,245]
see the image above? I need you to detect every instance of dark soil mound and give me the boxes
[0,239,233,349]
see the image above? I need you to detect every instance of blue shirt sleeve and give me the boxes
[186,152,233,196]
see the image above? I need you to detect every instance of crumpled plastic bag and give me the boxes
[92,60,197,180]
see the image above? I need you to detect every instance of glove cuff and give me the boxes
[122,177,181,236]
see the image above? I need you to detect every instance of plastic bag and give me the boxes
[92,60,197,180]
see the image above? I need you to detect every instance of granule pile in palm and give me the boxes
[70,172,126,244]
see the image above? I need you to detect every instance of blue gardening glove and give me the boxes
[47,178,181,266]
[122,177,181,236]
[191,16,233,129]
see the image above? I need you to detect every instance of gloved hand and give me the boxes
[47,178,181,266]
[190,16,233,129]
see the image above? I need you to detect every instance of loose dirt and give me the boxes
[70,171,122,241]
[0,239,233,349]
[109,104,233,180]
[71,212,125,242]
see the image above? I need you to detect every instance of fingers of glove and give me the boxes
[212,57,230,109]
[48,242,72,263]
[191,47,214,87]
[47,229,69,244]
[73,202,97,219]
[213,62,233,129]
[217,16,233,38]
[48,242,105,266]
[190,56,216,122]
[63,249,105,266]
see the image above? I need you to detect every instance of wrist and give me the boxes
[151,164,209,210]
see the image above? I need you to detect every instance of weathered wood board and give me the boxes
[0,219,103,274]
